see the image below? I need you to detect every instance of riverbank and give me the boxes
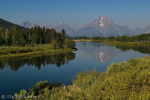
[0,44,77,58]
[73,39,94,42]
[103,41,150,46]
[74,39,150,46]
[14,56,150,100]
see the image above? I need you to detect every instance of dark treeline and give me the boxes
[74,33,150,42]
[0,52,75,71]
[0,26,75,49]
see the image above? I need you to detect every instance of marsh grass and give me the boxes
[0,44,76,58]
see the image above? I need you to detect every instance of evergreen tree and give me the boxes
[0,26,76,49]
[49,28,56,43]
[0,27,5,45]
[12,26,25,46]
[61,29,66,45]
[4,28,9,45]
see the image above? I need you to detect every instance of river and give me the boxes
[0,42,150,99]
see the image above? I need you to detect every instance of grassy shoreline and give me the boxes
[73,39,94,42]
[0,44,77,58]
[102,41,150,46]
[74,39,150,46]
[15,56,150,100]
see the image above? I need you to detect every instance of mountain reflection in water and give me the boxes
[77,42,150,63]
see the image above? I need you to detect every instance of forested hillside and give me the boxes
[0,18,24,29]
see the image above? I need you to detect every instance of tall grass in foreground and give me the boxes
[14,57,150,100]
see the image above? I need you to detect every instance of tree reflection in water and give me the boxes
[0,52,76,71]
[116,45,150,54]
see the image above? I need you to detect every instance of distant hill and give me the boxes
[0,18,24,29]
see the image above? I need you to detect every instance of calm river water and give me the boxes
[0,42,150,98]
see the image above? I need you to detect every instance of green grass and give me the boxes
[0,44,76,58]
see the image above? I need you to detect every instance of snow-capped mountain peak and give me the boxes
[20,21,38,28]
[98,16,105,27]
[59,22,64,25]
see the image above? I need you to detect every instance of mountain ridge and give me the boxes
[21,16,149,37]
[1,16,150,37]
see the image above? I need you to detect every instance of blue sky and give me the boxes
[1,0,150,29]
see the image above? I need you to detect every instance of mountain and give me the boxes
[76,26,101,37]
[134,28,143,35]
[144,24,150,33]
[20,16,150,37]
[20,21,39,28]
[46,25,54,29]
[53,22,76,36]
[2,17,150,37]
[0,18,23,29]
[134,24,150,35]
[77,16,133,37]
[21,21,75,36]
